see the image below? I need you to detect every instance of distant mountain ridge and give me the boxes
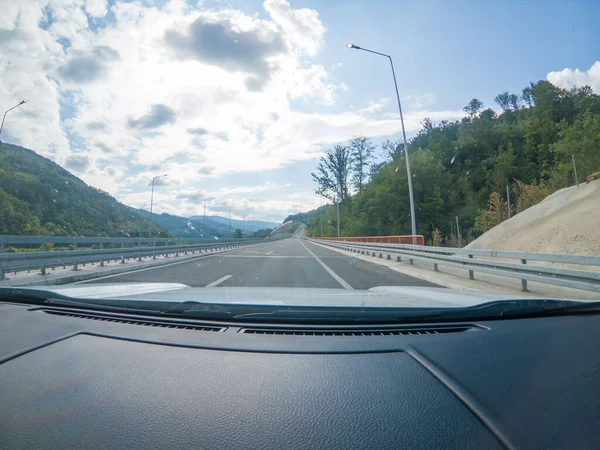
[130,208,227,238]
[188,215,280,233]
[0,142,170,237]
[129,209,281,238]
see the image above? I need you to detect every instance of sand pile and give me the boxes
[467,179,600,256]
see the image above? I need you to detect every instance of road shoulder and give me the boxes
[308,240,600,300]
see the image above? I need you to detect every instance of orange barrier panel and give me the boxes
[314,235,424,245]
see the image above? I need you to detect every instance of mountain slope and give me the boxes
[130,208,230,238]
[189,215,280,233]
[130,210,279,238]
[0,142,170,237]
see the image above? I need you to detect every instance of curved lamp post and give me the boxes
[346,43,417,239]
[0,99,28,137]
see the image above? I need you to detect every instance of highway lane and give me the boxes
[86,238,440,289]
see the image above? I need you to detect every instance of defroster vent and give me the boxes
[43,310,226,332]
[238,326,475,336]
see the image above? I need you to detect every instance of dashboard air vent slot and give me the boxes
[239,326,474,336]
[43,310,226,332]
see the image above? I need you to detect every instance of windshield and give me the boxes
[1,1,599,313]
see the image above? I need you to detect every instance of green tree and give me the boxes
[311,145,352,203]
[549,111,600,188]
[234,228,243,239]
[463,98,483,119]
[349,137,375,193]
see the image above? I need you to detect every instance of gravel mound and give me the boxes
[466,180,600,257]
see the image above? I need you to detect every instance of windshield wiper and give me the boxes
[3,288,599,324]
[231,300,600,323]
[0,288,164,315]
[159,301,233,319]
[112,298,600,324]
[391,299,600,322]
[44,298,163,315]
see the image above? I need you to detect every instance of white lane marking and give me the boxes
[243,249,277,255]
[299,240,353,290]
[222,255,312,259]
[205,275,232,287]
[74,248,236,284]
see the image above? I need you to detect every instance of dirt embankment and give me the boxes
[467,180,600,258]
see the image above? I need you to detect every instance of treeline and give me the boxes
[287,80,600,245]
[0,143,171,237]
[250,228,273,238]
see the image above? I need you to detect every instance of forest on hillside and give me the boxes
[0,143,171,237]
[287,80,600,245]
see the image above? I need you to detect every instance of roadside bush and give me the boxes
[513,179,550,214]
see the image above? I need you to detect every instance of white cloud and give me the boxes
[360,98,390,114]
[0,0,463,222]
[404,92,436,109]
[85,0,108,18]
[263,0,326,56]
[547,61,600,93]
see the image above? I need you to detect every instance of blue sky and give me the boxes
[299,0,600,113]
[1,0,599,222]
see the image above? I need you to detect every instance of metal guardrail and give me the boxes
[311,239,600,293]
[0,235,258,249]
[0,239,262,280]
[313,235,425,245]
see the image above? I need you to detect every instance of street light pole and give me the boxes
[0,99,28,137]
[336,198,341,238]
[346,43,417,240]
[149,174,167,240]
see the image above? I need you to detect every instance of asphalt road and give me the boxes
[88,238,440,290]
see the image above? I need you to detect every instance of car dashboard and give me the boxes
[1,301,600,449]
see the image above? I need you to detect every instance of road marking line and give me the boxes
[222,255,312,259]
[267,250,274,255]
[74,249,236,284]
[299,240,354,290]
[205,275,232,287]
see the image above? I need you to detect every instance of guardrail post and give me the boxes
[40,265,46,276]
[0,266,4,280]
[99,242,104,267]
[397,256,401,262]
[521,259,528,291]
[0,242,4,253]
[468,254,474,280]
[434,263,439,271]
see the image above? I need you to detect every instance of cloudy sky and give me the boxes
[1,0,599,223]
